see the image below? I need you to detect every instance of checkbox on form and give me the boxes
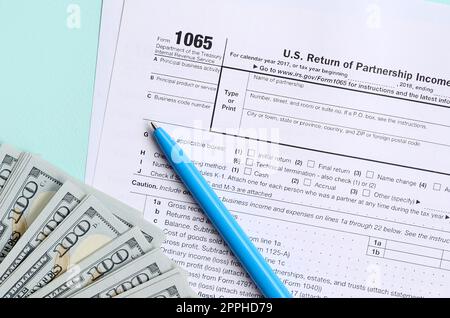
[307,160,315,168]
[304,178,312,186]
[246,158,254,166]
[366,170,374,179]
[363,189,371,197]
[244,167,252,175]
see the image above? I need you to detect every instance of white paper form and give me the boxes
[86,0,124,185]
[93,0,450,297]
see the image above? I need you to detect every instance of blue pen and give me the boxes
[150,122,292,298]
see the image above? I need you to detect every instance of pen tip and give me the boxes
[150,122,159,131]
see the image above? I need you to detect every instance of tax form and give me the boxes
[92,0,450,297]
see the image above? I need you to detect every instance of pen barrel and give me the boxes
[153,128,292,298]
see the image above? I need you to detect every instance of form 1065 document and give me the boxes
[92,0,450,297]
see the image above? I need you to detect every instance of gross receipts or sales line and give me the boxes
[130,190,450,272]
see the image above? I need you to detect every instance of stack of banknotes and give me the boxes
[0,144,196,298]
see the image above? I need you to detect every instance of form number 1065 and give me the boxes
[175,31,213,50]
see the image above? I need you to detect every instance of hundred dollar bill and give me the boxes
[0,182,85,284]
[0,144,22,193]
[70,249,175,298]
[31,227,152,298]
[0,156,69,260]
[0,176,164,288]
[0,196,128,298]
[115,269,197,298]
[80,182,165,248]
[0,176,163,277]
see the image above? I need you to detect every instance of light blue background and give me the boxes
[0,0,102,180]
